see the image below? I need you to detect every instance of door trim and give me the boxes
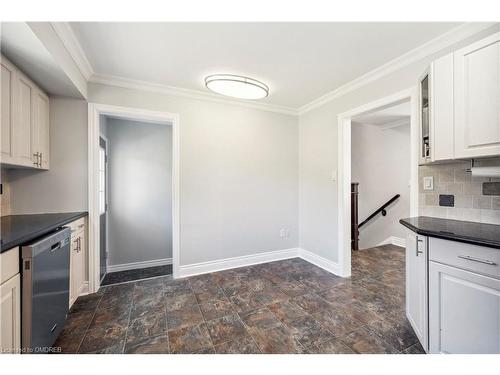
[98,135,108,283]
[336,87,419,277]
[88,103,180,293]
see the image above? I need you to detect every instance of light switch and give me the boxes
[423,176,434,190]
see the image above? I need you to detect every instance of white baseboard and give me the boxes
[108,257,173,273]
[377,236,406,248]
[177,248,300,278]
[298,248,341,275]
[177,247,342,279]
[391,236,406,248]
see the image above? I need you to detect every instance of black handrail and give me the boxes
[358,194,400,229]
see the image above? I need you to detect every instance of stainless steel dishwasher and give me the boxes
[21,227,71,353]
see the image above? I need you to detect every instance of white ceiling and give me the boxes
[353,101,411,127]
[1,22,83,97]
[70,22,461,108]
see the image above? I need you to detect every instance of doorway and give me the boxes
[88,104,180,293]
[351,100,411,251]
[99,136,107,282]
[336,88,419,277]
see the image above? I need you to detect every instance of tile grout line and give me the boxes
[219,280,263,354]
[120,283,136,354]
[75,293,104,354]
[189,280,217,353]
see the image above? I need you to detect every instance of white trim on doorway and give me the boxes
[88,103,180,293]
[337,87,419,278]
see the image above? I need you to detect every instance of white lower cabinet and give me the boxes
[0,274,21,354]
[69,218,87,308]
[405,230,428,351]
[0,247,21,354]
[429,261,500,354]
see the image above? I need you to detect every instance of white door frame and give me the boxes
[337,87,419,277]
[88,103,180,293]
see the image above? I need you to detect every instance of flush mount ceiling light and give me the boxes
[205,74,269,100]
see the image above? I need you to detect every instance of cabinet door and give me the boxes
[418,69,431,164]
[78,231,86,292]
[12,73,35,167]
[69,232,86,308]
[429,261,500,353]
[406,231,428,351]
[69,234,80,308]
[431,53,454,162]
[1,59,15,163]
[32,88,50,169]
[454,32,500,158]
[0,274,21,354]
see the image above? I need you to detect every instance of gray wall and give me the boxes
[89,84,299,266]
[105,117,173,267]
[8,97,88,214]
[351,123,411,249]
[299,24,500,263]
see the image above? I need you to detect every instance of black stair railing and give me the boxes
[351,182,400,250]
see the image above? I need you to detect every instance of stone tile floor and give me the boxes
[54,244,425,354]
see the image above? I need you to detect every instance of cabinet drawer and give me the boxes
[429,238,500,279]
[1,247,19,284]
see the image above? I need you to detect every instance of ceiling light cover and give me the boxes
[205,74,269,100]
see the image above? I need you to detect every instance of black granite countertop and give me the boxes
[1,212,88,253]
[400,216,500,249]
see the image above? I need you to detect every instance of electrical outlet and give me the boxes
[423,176,433,191]
[439,194,454,207]
[279,228,289,238]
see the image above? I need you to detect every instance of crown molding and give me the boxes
[298,22,498,115]
[89,73,299,116]
[50,22,94,81]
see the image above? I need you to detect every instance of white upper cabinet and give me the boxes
[418,53,454,164]
[454,32,500,159]
[419,32,500,163]
[0,55,50,170]
[1,58,14,162]
[431,53,455,162]
[32,88,50,169]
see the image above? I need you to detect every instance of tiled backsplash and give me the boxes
[419,158,500,224]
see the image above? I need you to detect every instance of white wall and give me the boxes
[351,122,410,249]
[8,97,88,214]
[105,117,173,267]
[298,24,500,264]
[89,83,299,266]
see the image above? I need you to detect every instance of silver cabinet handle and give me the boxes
[416,237,424,256]
[39,152,42,167]
[458,255,497,266]
[33,152,40,167]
